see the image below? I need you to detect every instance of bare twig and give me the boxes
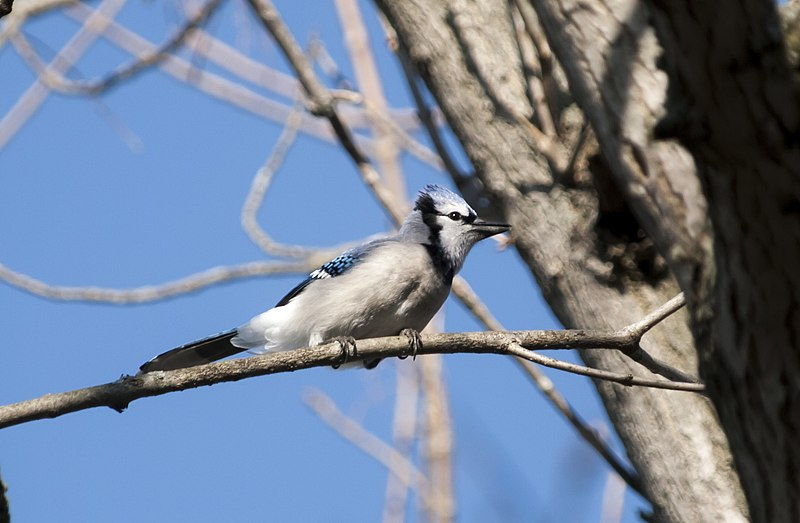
[506,343,704,392]
[396,49,468,181]
[245,0,333,114]
[335,0,404,195]
[622,345,698,384]
[616,293,698,383]
[303,389,430,495]
[30,5,427,161]
[0,0,127,149]
[514,360,643,496]
[449,277,504,331]
[0,259,316,304]
[453,277,645,496]
[308,35,443,170]
[20,0,222,96]
[622,292,686,338]
[240,99,325,258]
[362,101,445,169]
[382,361,419,523]
[309,36,352,89]
[247,0,407,224]
[419,355,455,523]
[0,313,706,430]
[600,471,627,523]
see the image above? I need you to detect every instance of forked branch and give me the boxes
[0,293,701,430]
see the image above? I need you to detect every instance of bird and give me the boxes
[139,184,510,373]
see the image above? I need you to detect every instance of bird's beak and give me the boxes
[471,219,511,238]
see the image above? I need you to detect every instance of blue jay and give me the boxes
[139,185,509,372]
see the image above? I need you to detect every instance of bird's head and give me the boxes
[401,184,510,278]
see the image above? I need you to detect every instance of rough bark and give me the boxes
[376,0,748,521]
[644,2,800,522]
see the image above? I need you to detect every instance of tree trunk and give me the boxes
[376,0,753,521]
[644,2,800,522]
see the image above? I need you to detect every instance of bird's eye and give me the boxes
[447,212,462,221]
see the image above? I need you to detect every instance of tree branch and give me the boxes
[382,361,420,523]
[0,259,317,303]
[246,0,408,225]
[0,0,127,149]
[513,359,644,496]
[418,354,455,523]
[0,318,704,430]
[506,343,703,393]
[303,388,430,495]
[19,0,222,96]
[240,98,341,258]
[453,277,647,497]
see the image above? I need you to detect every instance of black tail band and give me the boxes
[139,329,243,373]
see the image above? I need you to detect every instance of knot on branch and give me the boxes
[307,98,335,118]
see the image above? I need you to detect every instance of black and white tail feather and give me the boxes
[138,185,509,373]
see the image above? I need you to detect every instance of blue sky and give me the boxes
[0,1,647,521]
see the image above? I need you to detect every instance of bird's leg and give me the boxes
[399,328,423,361]
[331,336,357,369]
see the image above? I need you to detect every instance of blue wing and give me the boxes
[274,242,382,307]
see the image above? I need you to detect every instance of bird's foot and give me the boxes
[399,328,423,361]
[331,336,358,369]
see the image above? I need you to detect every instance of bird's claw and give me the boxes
[399,328,423,361]
[331,336,357,369]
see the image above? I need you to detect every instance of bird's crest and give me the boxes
[414,184,472,215]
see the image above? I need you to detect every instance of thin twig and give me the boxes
[303,389,430,495]
[418,355,455,523]
[335,0,404,196]
[26,0,222,95]
[0,316,706,430]
[600,470,627,523]
[309,36,353,89]
[41,5,430,162]
[382,361,419,523]
[396,47,468,181]
[308,35,443,170]
[245,0,333,114]
[362,101,445,169]
[247,0,407,224]
[506,343,704,393]
[514,360,644,496]
[0,259,317,304]
[623,348,698,384]
[240,98,325,258]
[623,292,686,338]
[449,277,504,331]
[0,0,127,148]
[452,278,645,496]
[616,293,698,382]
